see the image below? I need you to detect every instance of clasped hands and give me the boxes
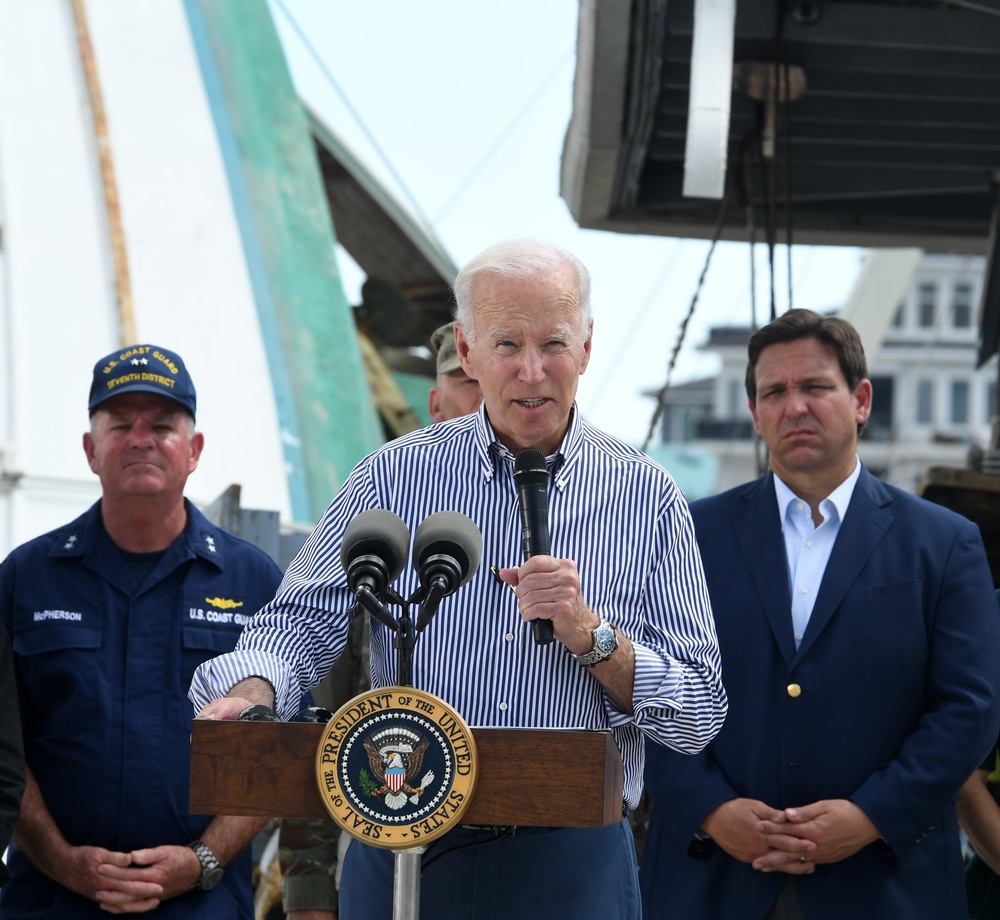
[53,843,200,914]
[702,797,881,874]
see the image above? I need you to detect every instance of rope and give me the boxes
[70,0,136,345]
[641,194,732,452]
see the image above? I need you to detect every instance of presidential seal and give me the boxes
[315,687,479,849]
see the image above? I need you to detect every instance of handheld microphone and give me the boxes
[413,511,483,632]
[340,510,410,629]
[514,449,554,645]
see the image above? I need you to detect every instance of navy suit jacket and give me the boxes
[640,467,1000,920]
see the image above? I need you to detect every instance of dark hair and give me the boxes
[745,309,868,403]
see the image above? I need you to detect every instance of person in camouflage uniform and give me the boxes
[277,610,369,920]
[276,324,475,920]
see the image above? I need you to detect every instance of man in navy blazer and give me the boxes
[640,309,1000,919]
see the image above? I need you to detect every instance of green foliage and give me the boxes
[359,768,379,796]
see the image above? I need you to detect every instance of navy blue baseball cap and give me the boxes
[88,344,197,420]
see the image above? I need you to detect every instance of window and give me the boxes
[726,379,742,420]
[918,283,937,328]
[987,381,996,425]
[916,380,934,424]
[951,380,970,424]
[953,282,973,329]
[867,375,894,441]
[891,302,904,328]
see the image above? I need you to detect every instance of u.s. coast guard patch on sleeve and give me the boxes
[315,687,479,849]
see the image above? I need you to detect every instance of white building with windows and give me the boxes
[656,252,996,495]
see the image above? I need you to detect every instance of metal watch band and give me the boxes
[572,618,618,667]
[187,839,223,891]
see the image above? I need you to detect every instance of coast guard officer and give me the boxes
[0,345,282,918]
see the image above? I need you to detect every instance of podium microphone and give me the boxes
[340,510,410,628]
[514,449,554,645]
[413,511,482,632]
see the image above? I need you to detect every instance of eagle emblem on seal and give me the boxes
[362,727,437,810]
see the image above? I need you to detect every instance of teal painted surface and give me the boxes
[185,0,382,524]
[392,371,434,430]
[643,443,719,501]
[183,0,309,522]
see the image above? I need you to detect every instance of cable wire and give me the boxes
[271,0,437,232]
[942,0,1000,15]
[641,196,733,453]
[433,47,575,224]
[585,240,684,417]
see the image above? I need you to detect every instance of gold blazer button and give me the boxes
[787,683,802,698]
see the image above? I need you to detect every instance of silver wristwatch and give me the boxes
[572,618,619,667]
[187,840,224,891]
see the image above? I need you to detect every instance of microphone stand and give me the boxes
[351,583,431,919]
[343,512,479,920]
[352,584,418,686]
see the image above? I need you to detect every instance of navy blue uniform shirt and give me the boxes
[0,499,282,919]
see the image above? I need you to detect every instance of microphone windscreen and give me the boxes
[412,511,483,589]
[514,448,547,484]
[340,509,411,583]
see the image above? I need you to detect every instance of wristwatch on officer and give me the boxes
[187,840,224,891]
[572,617,619,667]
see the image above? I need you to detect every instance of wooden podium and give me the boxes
[190,720,624,828]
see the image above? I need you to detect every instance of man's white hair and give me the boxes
[453,239,592,345]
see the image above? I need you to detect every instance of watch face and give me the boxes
[595,624,617,654]
[201,866,224,891]
[189,842,224,891]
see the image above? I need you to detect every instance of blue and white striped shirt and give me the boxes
[189,405,727,807]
